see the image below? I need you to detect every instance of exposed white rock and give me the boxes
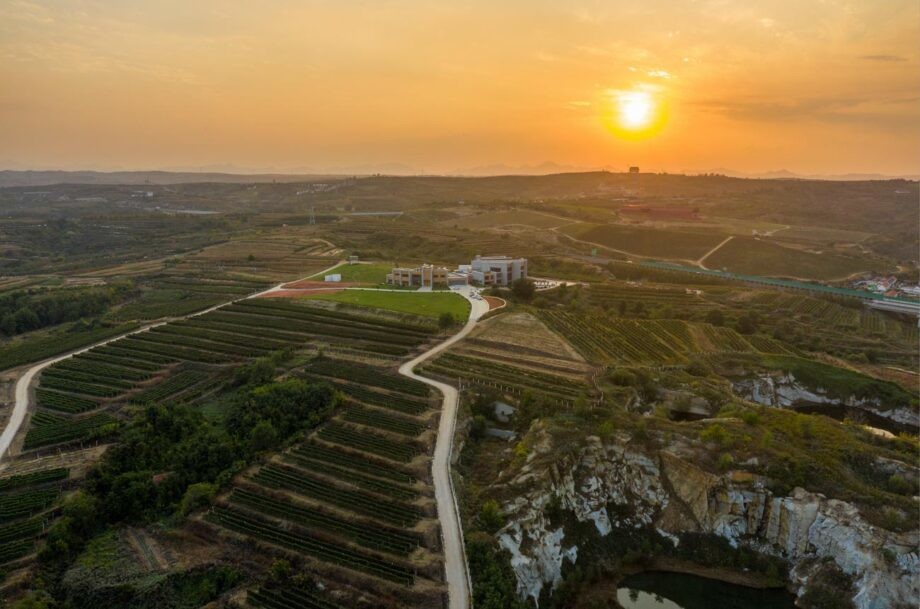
[497,429,919,609]
[733,373,918,428]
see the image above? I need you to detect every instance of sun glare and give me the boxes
[618,90,654,130]
[605,85,666,139]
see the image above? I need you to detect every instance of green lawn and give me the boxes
[309,262,394,284]
[304,289,470,320]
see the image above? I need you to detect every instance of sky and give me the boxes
[1,0,918,175]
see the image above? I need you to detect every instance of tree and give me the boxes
[179,482,217,516]
[511,278,536,301]
[736,313,758,334]
[705,309,725,326]
[438,312,455,329]
[249,420,278,453]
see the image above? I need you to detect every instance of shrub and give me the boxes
[478,500,505,534]
[179,482,217,516]
[610,369,638,386]
[700,423,731,448]
[439,312,455,329]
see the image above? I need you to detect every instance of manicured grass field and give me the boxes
[309,263,394,284]
[304,290,470,320]
[705,236,872,280]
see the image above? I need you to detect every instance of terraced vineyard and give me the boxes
[0,467,69,572]
[420,311,592,405]
[536,310,793,365]
[588,282,723,313]
[25,297,438,453]
[718,291,918,366]
[205,345,444,607]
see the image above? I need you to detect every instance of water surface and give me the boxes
[616,571,795,609]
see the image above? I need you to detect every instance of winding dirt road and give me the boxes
[399,291,486,609]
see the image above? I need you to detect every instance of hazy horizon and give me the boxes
[2,1,918,176]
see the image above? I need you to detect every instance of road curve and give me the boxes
[398,292,486,609]
[1,260,346,463]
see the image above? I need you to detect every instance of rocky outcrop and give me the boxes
[732,372,918,428]
[496,428,919,609]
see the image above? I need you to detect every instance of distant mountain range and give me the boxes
[697,168,920,181]
[0,165,916,187]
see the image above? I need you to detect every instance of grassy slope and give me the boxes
[706,237,874,279]
[304,289,470,320]
[563,223,726,260]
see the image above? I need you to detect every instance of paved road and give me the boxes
[1,260,346,462]
[398,291,486,609]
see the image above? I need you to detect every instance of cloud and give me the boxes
[859,54,908,62]
[693,96,917,129]
[647,70,671,79]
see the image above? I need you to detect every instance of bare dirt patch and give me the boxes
[483,296,506,311]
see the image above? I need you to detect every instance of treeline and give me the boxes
[0,283,133,336]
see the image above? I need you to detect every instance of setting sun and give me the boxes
[618,90,654,130]
[606,85,667,140]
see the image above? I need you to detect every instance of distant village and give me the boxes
[851,275,920,299]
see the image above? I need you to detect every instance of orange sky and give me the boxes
[1,1,918,175]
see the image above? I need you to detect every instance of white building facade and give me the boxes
[469,255,528,286]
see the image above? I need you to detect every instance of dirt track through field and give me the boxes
[397,291,486,609]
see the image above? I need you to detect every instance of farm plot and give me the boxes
[304,360,430,397]
[419,310,591,404]
[536,310,789,365]
[25,297,439,459]
[248,583,348,609]
[174,237,339,282]
[422,353,587,402]
[564,223,726,260]
[23,411,118,450]
[588,283,719,313]
[716,290,917,366]
[205,349,442,603]
[0,466,69,570]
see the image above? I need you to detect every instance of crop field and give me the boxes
[23,411,118,450]
[705,236,872,280]
[446,209,570,230]
[0,466,69,571]
[420,311,591,404]
[248,582,350,609]
[201,328,443,604]
[536,310,793,365]
[173,237,340,281]
[587,283,722,313]
[719,291,919,366]
[561,223,726,260]
[0,322,139,372]
[24,298,440,454]
[296,289,471,320]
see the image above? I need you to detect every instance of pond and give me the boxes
[616,571,796,609]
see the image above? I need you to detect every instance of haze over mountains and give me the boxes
[1,165,918,188]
